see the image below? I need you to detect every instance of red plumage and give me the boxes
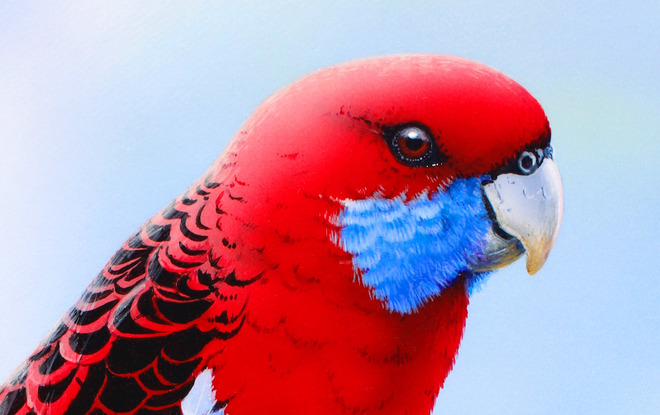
[0,55,550,414]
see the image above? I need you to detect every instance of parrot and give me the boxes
[0,54,562,415]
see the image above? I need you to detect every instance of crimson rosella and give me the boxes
[0,54,563,415]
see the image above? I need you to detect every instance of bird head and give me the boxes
[209,54,563,314]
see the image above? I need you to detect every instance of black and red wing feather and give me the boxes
[0,174,254,415]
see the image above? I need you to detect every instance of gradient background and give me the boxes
[1,2,658,414]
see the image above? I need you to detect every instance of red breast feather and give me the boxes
[205,54,549,414]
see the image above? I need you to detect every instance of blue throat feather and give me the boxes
[336,177,493,314]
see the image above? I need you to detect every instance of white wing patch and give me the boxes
[181,369,224,415]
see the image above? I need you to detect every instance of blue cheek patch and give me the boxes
[335,177,492,314]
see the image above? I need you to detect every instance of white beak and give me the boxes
[482,158,563,275]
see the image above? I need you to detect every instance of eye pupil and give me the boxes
[404,136,425,152]
[384,123,445,167]
[394,126,432,161]
[518,151,538,174]
[399,134,429,156]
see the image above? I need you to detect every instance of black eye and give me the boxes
[492,146,551,178]
[517,151,539,175]
[385,124,445,167]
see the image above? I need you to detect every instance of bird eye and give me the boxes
[386,124,444,167]
[517,151,539,175]
[493,146,550,178]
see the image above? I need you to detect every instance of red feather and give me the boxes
[0,55,549,414]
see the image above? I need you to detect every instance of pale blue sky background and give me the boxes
[0,2,658,414]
